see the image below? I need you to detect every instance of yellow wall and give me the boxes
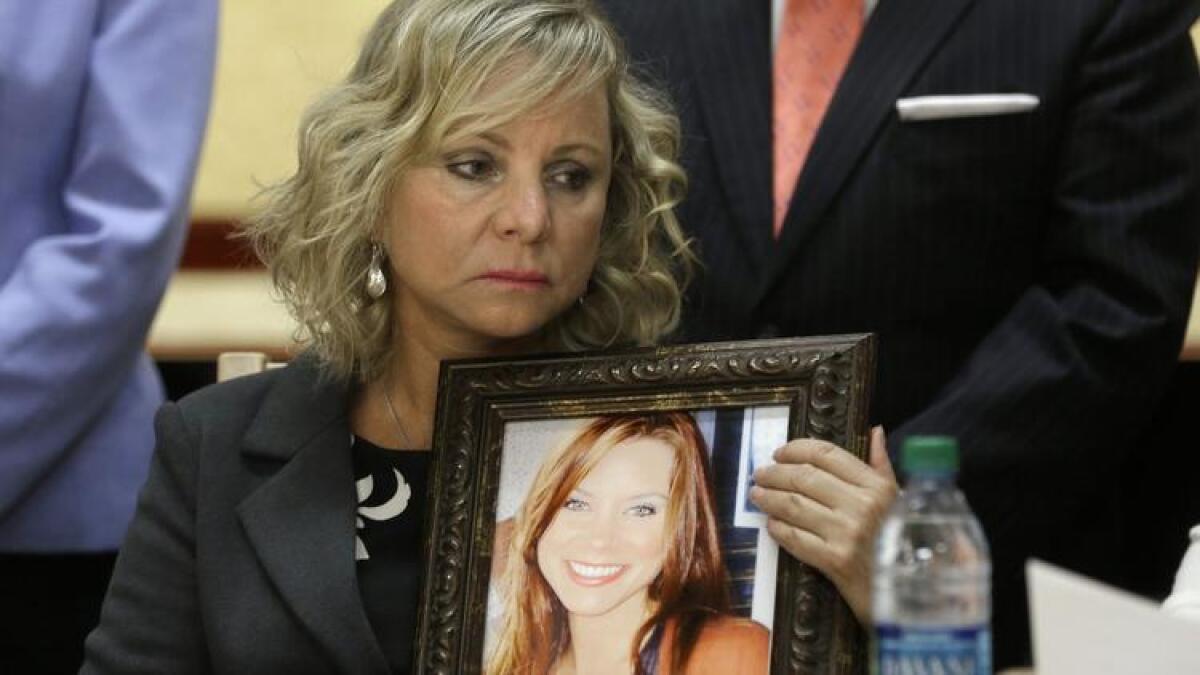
[192,16,1200,220]
[191,1,389,219]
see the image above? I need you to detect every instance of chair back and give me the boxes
[217,352,284,382]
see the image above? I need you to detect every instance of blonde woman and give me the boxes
[83,1,895,672]
[489,413,768,675]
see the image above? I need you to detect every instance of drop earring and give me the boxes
[366,242,387,299]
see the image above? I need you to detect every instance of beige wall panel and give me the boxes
[192,1,389,219]
[190,15,1200,214]
[193,14,1197,220]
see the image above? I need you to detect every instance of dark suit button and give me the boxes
[757,324,781,339]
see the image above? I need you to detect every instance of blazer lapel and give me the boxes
[236,358,389,674]
[763,0,978,298]
[684,0,774,273]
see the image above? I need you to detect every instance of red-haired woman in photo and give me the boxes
[488,412,769,675]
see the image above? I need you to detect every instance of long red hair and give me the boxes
[486,412,730,674]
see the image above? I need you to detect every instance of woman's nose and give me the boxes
[586,513,618,549]
[493,175,549,242]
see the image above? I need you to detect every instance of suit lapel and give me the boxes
[236,358,389,674]
[684,0,774,272]
[763,0,978,298]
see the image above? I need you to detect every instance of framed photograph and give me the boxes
[416,335,875,675]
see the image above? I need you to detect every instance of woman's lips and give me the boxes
[565,560,628,586]
[479,269,549,289]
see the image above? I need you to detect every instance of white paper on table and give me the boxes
[1027,559,1200,675]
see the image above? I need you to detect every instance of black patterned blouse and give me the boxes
[352,436,430,674]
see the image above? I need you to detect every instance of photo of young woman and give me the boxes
[486,412,769,675]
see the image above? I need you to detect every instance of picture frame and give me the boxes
[416,334,876,675]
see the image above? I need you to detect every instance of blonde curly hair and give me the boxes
[243,0,692,381]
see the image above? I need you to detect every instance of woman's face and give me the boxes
[536,436,675,619]
[383,85,612,354]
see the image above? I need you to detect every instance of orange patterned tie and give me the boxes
[773,0,863,238]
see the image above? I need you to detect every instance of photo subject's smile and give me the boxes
[565,561,628,586]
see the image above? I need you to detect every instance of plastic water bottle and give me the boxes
[872,435,991,675]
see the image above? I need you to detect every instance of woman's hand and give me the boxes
[749,426,897,625]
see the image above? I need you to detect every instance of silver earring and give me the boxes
[366,243,387,299]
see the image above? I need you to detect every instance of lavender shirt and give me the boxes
[0,0,216,551]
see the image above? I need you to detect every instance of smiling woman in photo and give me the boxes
[487,413,769,675]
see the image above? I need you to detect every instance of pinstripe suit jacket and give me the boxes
[600,0,1200,667]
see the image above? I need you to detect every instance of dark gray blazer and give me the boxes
[82,357,393,674]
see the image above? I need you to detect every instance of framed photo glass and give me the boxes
[416,335,875,675]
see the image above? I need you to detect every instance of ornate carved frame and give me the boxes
[415,334,876,674]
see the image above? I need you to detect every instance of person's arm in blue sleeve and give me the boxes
[0,0,217,517]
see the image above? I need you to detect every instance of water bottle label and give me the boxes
[873,624,991,675]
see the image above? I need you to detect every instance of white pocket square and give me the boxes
[895,94,1040,121]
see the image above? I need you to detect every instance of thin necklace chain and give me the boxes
[382,384,415,449]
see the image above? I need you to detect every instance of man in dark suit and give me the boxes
[599,0,1200,667]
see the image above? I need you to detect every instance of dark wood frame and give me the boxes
[416,334,876,675]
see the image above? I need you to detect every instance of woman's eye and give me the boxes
[627,503,658,518]
[547,166,592,191]
[562,497,589,512]
[447,157,497,181]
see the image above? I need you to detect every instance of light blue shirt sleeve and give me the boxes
[0,0,217,542]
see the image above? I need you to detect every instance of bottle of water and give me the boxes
[872,435,991,675]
